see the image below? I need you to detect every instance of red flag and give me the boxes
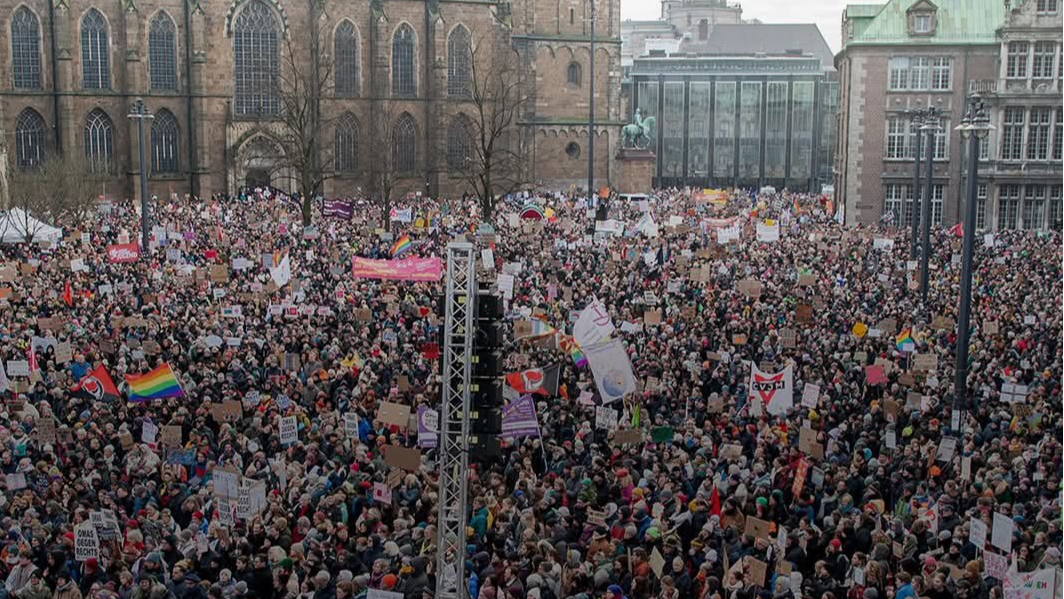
[950,222,963,237]
[63,281,73,306]
[27,345,38,373]
[709,485,721,518]
[73,366,121,402]
[505,365,560,396]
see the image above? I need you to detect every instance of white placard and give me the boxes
[279,415,298,445]
[801,383,820,408]
[969,517,988,549]
[991,512,1013,553]
[74,522,100,561]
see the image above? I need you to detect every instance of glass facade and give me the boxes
[636,80,658,151]
[630,56,835,189]
[764,82,787,178]
[738,82,761,179]
[789,81,814,180]
[661,82,685,177]
[713,82,736,179]
[687,82,710,178]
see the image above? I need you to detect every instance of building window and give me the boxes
[975,183,987,230]
[1007,42,1029,79]
[447,25,471,99]
[1000,107,1025,160]
[150,109,179,174]
[565,141,580,159]
[14,108,46,169]
[567,62,581,86]
[80,8,110,89]
[886,117,909,159]
[11,7,41,89]
[233,0,279,117]
[913,14,931,33]
[883,184,912,227]
[392,24,416,97]
[1049,185,1063,229]
[1022,185,1046,229]
[932,119,948,160]
[698,19,709,40]
[998,184,1020,229]
[1036,0,1058,14]
[910,57,930,90]
[1054,109,1063,161]
[978,136,989,161]
[569,7,574,25]
[1027,108,1052,160]
[334,20,359,97]
[888,57,909,90]
[931,57,951,90]
[334,112,359,173]
[931,184,944,225]
[84,108,113,172]
[391,113,416,173]
[148,12,177,91]
[1032,41,1055,80]
[446,116,472,172]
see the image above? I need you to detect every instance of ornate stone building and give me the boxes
[835,0,1062,229]
[0,0,622,200]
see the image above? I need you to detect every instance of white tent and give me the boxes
[0,209,63,244]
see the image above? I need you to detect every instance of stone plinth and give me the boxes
[615,148,655,195]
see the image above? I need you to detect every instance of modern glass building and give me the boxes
[626,24,837,191]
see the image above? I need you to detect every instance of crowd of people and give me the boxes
[0,186,1058,599]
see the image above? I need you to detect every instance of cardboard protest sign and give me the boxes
[796,304,813,323]
[780,328,797,348]
[744,516,773,540]
[747,557,768,586]
[643,310,662,325]
[383,445,421,471]
[377,401,412,429]
[913,353,938,372]
[612,429,643,445]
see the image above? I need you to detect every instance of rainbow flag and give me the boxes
[125,363,184,402]
[391,235,412,257]
[571,345,588,369]
[896,328,915,352]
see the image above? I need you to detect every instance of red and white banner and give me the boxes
[351,257,441,282]
[748,363,794,416]
[107,243,140,263]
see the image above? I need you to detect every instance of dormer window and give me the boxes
[906,0,938,36]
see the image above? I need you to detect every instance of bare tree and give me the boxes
[5,155,97,243]
[364,102,405,233]
[444,30,529,221]
[272,11,334,226]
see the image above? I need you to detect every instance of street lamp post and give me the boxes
[918,107,940,307]
[907,109,926,260]
[587,0,596,204]
[951,97,993,435]
[128,97,154,256]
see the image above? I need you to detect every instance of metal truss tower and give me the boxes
[435,242,476,599]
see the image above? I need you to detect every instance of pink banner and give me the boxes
[351,257,442,282]
[106,243,140,263]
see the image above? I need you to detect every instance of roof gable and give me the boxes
[849,0,1005,45]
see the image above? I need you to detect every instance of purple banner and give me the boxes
[417,406,438,449]
[501,395,540,438]
[322,199,354,220]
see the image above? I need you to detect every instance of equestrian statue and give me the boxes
[621,108,656,150]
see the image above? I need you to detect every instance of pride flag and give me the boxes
[896,328,915,352]
[391,235,412,257]
[125,363,184,402]
[571,345,588,369]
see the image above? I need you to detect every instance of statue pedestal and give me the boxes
[615,148,655,194]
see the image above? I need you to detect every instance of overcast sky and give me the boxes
[621,0,850,54]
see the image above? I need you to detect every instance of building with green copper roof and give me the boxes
[834,0,1062,230]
